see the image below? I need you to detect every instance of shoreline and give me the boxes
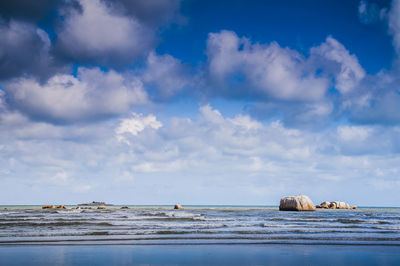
[2,242,400,246]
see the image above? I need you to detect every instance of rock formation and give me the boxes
[174,204,184,210]
[42,205,56,209]
[279,195,316,211]
[318,201,331,208]
[315,201,356,209]
[97,206,106,209]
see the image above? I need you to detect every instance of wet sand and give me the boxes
[1,244,400,265]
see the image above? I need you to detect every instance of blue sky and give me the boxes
[1,0,400,206]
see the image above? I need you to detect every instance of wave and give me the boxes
[0,221,113,227]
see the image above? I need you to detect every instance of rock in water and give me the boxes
[42,205,56,209]
[174,204,184,210]
[330,201,351,209]
[121,206,129,209]
[279,195,316,211]
[319,201,331,209]
[97,206,106,209]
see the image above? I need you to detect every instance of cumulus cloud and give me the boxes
[311,36,365,94]
[204,31,369,127]
[142,52,191,99]
[56,0,154,66]
[248,100,334,128]
[0,20,64,80]
[337,125,371,142]
[206,30,330,101]
[333,0,400,125]
[116,113,162,144]
[347,87,400,124]
[4,67,148,122]
[1,103,400,204]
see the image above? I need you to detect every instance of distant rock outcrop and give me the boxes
[316,201,331,209]
[316,201,356,209]
[279,195,316,211]
[174,204,184,210]
[329,202,337,209]
[42,205,56,209]
[78,201,113,206]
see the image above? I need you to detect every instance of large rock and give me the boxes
[279,195,316,211]
[174,204,184,210]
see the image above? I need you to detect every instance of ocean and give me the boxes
[1,205,399,246]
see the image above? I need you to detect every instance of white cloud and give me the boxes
[337,125,371,142]
[311,36,365,94]
[206,30,330,101]
[0,20,62,79]
[57,0,153,65]
[4,67,148,122]
[116,113,162,144]
[48,171,69,184]
[1,104,400,204]
[142,52,190,99]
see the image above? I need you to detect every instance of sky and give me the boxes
[0,0,400,206]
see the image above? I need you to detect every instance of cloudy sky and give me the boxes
[0,0,399,206]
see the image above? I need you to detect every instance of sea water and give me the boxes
[0,206,399,246]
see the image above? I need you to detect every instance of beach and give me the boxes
[1,206,400,265]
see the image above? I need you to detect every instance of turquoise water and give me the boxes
[0,206,399,245]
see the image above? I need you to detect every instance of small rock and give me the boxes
[329,202,337,209]
[121,206,129,209]
[42,205,56,209]
[319,201,331,209]
[97,206,106,209]
[174,204,184,210]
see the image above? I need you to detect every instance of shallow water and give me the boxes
[0,206,399,245]
[1,245,400,266]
